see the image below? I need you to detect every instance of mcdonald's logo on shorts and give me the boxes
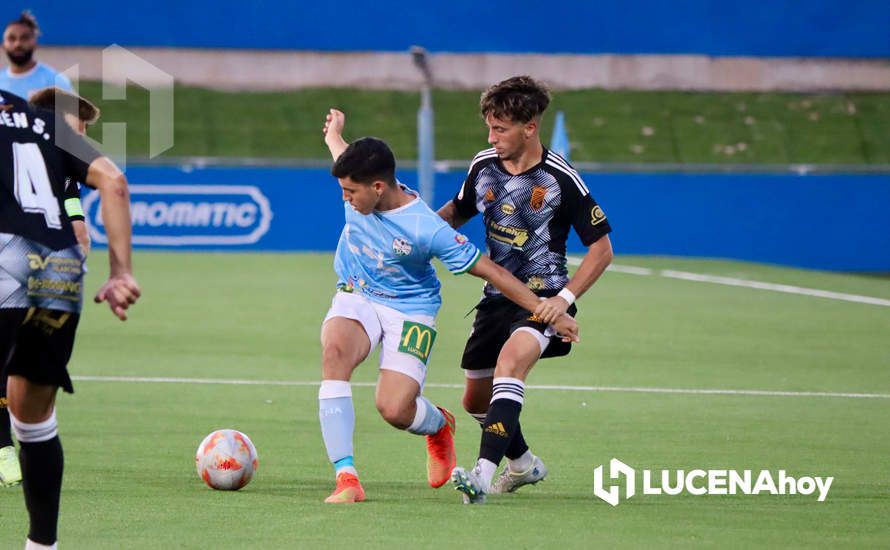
[399,321,437,364]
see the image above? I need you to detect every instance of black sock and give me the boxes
[20,437,64,545]
[479,399,522,466]
[504,421,529,460]
[0,407,12,448]
[0,368,12,447]
[471,410,528,459]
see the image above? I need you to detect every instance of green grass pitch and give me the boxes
[1,252,889,548]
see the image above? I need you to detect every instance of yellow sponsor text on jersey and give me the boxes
[487,220,529,248]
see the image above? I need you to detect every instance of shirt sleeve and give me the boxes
[561,174,612,246]
[429,224,481,275]
[452,176,479,220]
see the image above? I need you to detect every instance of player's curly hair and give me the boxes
[29,87,101,125]
[6,10,40,36]
[480,76,551,124]
[332,137,397,186]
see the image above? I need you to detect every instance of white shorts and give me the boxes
[323,292,437,386]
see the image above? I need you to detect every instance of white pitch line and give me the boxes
[70,375,890,400]
[568,259,890,308]
[660,270,890,307]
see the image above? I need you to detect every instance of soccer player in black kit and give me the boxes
[0,88,140,548]
[439,76,613,503]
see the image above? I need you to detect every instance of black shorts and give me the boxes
[460,290,578,372]
[0,308,79,394]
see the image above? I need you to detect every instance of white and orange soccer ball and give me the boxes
[195,429,258,490]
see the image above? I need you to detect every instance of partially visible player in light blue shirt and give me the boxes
[1,11,73,99]
[314,108,579,504]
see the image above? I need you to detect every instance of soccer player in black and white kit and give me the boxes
[0,88,140,548]
[440,76,613,503]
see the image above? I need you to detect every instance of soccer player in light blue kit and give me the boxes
[318,109,579,503]
[0,12,73,99]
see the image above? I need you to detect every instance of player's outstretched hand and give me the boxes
[95,273,141,321]
[323,109,345,141]
[534,295,571,324]
[552,313,580,343]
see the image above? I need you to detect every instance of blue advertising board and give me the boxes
[20,0,890,58]
[83,165,890,271]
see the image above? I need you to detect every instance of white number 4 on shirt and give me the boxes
[13,142,62,229]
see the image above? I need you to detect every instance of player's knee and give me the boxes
[375,398,412,429]
[321,342,356,376]
[494,356,524,378]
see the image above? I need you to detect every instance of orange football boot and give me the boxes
[425,407,456,488]
[324,472,366,503]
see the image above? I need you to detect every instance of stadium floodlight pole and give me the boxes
[411,45,435,205]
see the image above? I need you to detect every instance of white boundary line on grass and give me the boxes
[70,375,890,400]
[570,259,890,308]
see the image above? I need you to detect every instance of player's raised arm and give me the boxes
[469,255,579,342]
[84,156,141,320]
[323,108,349,160]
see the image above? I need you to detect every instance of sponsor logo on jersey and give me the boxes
[83,185,272,246]
[487,220,529,248]
[484,188,496,202]
[27,276,81,297]
[26,253,82,275]
[454,234,468,245]
[530,186,547,210]
[591,205,607,226]
[399,321,437,364]
[526,276,546,290]
[501,203,515,215]
[392,238,412,256]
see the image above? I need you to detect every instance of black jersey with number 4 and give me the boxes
[453,147,611,296]
[0,90,100,250]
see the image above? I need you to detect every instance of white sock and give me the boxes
[507,449,534,473]
[474,458,497,492]
[406,396,445,435]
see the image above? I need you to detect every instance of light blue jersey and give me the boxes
[0,63,73,99]
[334,186,481,317]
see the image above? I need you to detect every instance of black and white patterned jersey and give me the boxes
[0,89,99,250]
[452,147,611,296]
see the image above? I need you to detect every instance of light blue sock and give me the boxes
[319,380,356,475]
[406,395,446,435]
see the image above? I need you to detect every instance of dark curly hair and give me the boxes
[480,76,551,124]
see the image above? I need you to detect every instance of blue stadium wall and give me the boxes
[82,166,890,272]
[18,0,890,57]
